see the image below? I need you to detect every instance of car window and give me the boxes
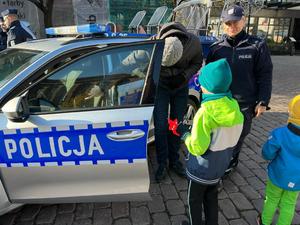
[27,44,155,113]
[0,48,46,88]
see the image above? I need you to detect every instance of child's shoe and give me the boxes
[155,164,167,182]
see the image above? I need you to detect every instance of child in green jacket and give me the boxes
[182,58,244,225]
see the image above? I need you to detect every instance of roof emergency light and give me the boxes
[45,24,110,36]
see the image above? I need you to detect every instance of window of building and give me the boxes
[257,17,269,38]
[256,17,291,43]
[246,17,257,35]
[268,18,291,43]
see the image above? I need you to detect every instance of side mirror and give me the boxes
[1,96,29,122]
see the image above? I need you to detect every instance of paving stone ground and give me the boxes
[0,56,299,225]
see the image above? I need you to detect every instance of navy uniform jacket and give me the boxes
[0,29,7,51]
[7,20,34,47]
[206,31,273,107]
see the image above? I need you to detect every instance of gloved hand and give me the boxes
[168,118,191,139]
[167,75,186,89]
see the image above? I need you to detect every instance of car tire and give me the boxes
[183,98,199,128]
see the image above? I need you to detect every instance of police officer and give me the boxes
[206,5,273,173]
[1,9,35,47]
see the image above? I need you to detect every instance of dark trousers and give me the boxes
[188,180,218,225]
[154,84,188,167]
[231,105,254,165]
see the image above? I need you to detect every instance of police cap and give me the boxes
[221,5,244,22]
[1,8,18,17]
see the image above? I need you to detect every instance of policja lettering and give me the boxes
[4,134,104,160]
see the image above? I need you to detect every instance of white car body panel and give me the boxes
[0,37,165,214]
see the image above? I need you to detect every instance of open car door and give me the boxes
[0,40,163,203]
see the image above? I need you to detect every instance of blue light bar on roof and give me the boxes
[45,24,110,36]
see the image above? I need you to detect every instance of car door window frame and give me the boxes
[1,40,164,115]
[0,46,101,108]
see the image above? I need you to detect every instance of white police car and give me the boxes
[0,24,201,215]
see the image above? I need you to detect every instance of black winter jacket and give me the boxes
[155,22,203,89]
[206,31,273,107]
[0,30,7,51]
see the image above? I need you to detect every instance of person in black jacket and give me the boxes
[206,5,273,173]
[0,17,7,51]
[153,22,203,182]
[1,9,35,47]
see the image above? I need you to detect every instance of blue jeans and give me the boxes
[154,84,189,167]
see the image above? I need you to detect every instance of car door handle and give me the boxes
[107,129,145,141]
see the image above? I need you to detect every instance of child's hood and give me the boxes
[286,123,300,157]
[204,97,244,127]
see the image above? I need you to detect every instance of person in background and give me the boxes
[181,59,244,225]
[206,5,273,173]
[257,95,300,225]
[87,15,96,24]
[1,8,35,47]
[0,17,7,51]
[153,22,203,182]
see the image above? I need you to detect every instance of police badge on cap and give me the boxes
[221,5,244,22]
[1,8,18,17]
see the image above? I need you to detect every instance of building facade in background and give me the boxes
[0,0,172,37]
[0,0,299,52]
[72,0,109,25]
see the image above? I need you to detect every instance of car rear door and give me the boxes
[0,40,163,204]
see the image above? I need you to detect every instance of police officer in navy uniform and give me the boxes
[1,9,35,47]
[206,5,273,173]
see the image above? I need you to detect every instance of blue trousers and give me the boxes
[154,84,189,167]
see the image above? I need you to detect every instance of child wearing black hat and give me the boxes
[181,59,244,225]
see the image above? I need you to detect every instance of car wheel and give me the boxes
[183,98,198,127]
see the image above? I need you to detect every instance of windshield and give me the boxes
[0,48,47,88]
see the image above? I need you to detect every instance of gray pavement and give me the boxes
[0,55,300,225]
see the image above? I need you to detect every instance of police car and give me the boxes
[0,24,201,215]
